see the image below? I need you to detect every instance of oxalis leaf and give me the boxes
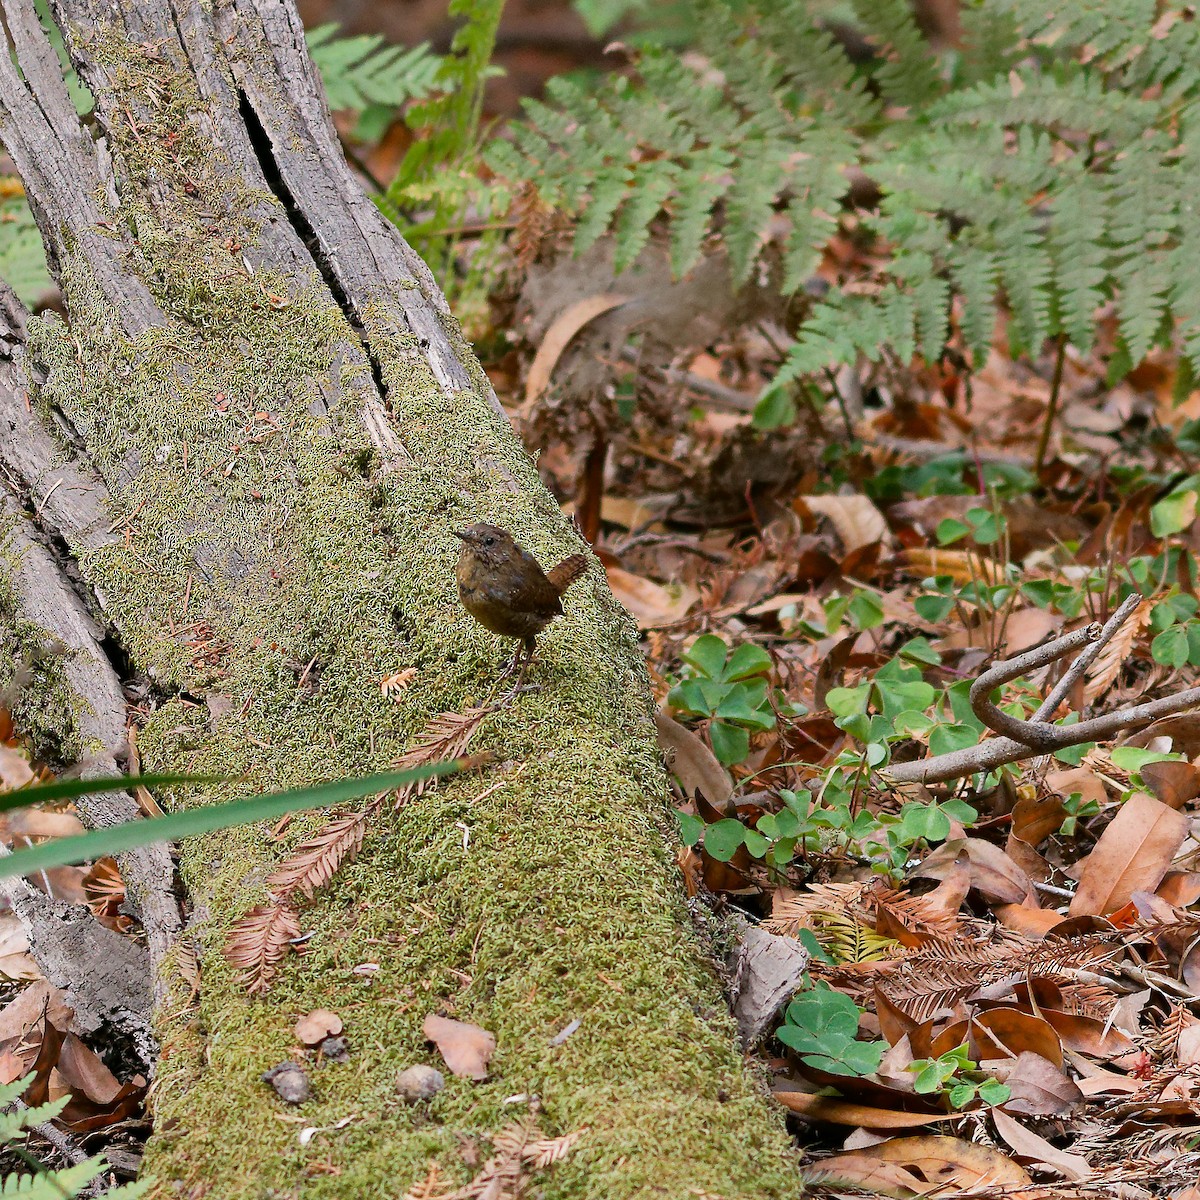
[0,761,470,879]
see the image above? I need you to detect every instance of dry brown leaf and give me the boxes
[915,838,1032,904]
[1125,713,1200,757]
[8,809,86,840]
[999,607,1064,654]
[1083,598,1150,704]
[993,902,1064,938]
[0,979,74,1042]
[224,901,302,995]
[798,494,890,553]
[969,1009,1063,1067]
[0,746,34,791]
[423,1014,495,1080]
[268,812,367,899]
[1157,871,1200,907]
[1045,766,1108,810]
[1140,760,1200,809]
[524,292,629,406]
[898,547,1006,587]
[772,1090,957,1128]
[655,710,732,806]
[1069,793,1188,916]
[605,566,697,628]
[1039,1008,1134,1058]
[799,1153,926,1198]
[1000,1051,1083,1117]
[1011,791,1070,847]
[294,1009,343,1046]
[860,1134,1032,1189]
[992,1107,1092,1180]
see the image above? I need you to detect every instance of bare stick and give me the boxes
[884,593,1200,786]
[968,625,1097,750]
[1032,593,1143,722]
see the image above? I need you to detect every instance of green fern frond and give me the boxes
[949,240,998,362]
[997,210,1052,356]
[575,165,634,256]
[669,147,733,277]
[929,69,1154,146]
[485,0,1200,388]
[614,160,678,272]
[1049,176,1109,353]
[307,24,442,113]
[851,0,943,110]
[997,0,1155,64]
[724,141,789,284]
[0,1076,149,1197]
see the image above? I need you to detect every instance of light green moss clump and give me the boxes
[0,542,87,764]
[23,21,801,1200]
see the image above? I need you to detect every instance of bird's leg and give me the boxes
[496,641,524,683]
[514,636,537,687]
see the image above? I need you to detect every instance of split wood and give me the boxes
[883,594,1200,786]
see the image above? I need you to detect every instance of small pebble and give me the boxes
[396,1064,445,1103]
[262,1061,310,1105]
[319,1035,350,1064]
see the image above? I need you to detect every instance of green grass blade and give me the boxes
[0,761,467,879]
[0,773,221,816]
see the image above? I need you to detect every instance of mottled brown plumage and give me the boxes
[454,523,588,673]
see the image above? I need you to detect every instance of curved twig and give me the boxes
[885,592,1200,786]
[968,624,1097,750]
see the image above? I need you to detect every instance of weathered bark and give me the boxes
[0,2,799,1196]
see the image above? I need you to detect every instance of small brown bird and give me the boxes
[454,523,588,676]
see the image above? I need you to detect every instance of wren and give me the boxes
[454,523,588,675]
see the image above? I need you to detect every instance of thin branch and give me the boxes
[1034,334,1067,475]
[884,592,1200,785]
[1032,593,1143,722]
[968,624,1096,750]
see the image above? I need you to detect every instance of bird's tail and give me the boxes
[547,553,588,595]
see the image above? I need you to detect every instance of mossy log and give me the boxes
[0,0,799,1195]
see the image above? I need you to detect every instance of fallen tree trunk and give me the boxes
[0,0,797,1195]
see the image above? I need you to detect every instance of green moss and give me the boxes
[22,20,800,1200]
[0,525,95,763]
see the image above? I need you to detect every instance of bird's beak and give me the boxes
[452,529,469,541]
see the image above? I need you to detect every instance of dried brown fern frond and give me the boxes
[223,900,302,994]
[1150,1003,1194,1064]
[267,810,369,899]
[522,1128,587,1171]
[401,1114,585,1200]
[402,1165,455,1200]
[868,884,961,944]
[394,704,494,803]
[765,882,874,939]
[869,927,1125,1022]
[1083,598,1150,705]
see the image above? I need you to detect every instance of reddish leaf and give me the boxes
[422,1014,495,1080]
[1140,760,1200,810]
[1069,793,1187,916]
[999,1051,1083,1117]
[992,1107,1091,1180]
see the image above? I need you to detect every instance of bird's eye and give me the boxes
[484,536,495,546]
